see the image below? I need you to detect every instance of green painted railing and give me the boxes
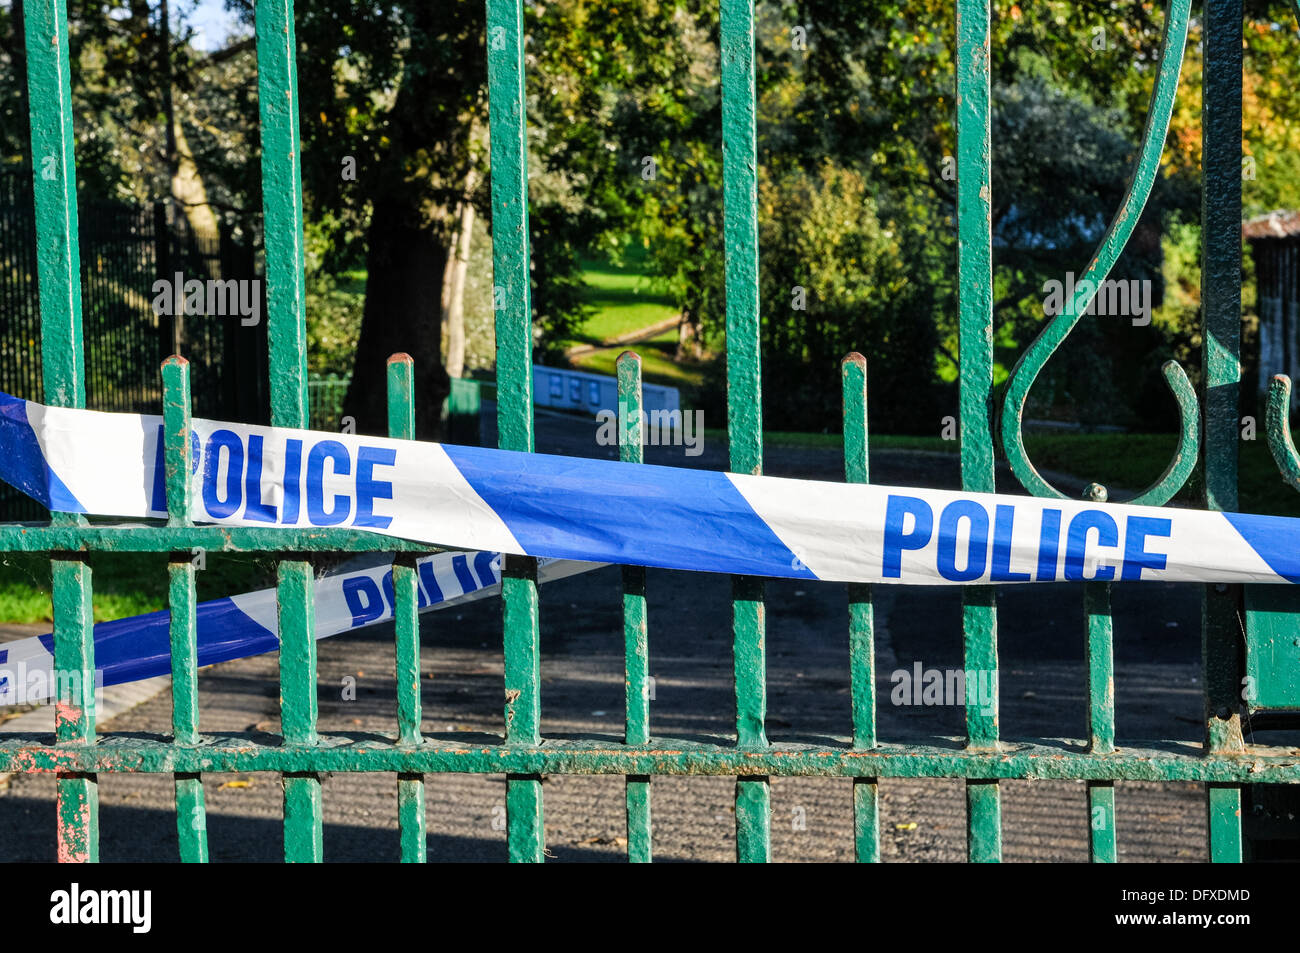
[3,0,1295,863]
[307,374,480,440]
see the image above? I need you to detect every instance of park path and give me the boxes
[564,314,683,358]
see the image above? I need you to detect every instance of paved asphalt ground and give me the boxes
[0,407,1230,861]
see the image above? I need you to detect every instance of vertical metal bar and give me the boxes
[387,358,420,749]
[1086,583,1116,753]
[278,561,321,861]
[25,0,82,406]
[387,354,426,863]
[1085,581,1116,862]
[163,356,208,862]
[853,779,880,864]
[1207,784,1243,861]
[255,0,309,426]
[842,354,879,862]
[256,0,321,862]
[51,558,96,863]
[956,0,1001,863]
[25,0,98,863]
[721,0,770,865]
[1088,781,1117,864]
[1202,0,1245,863]
[486,0,544,863]
[486,0,533,456]
[397,779,426,863]
[617,351,652,863]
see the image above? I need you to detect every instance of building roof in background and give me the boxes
[1243,209,1300,240]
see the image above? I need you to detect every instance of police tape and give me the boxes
[0,389,1297,588]
[0,552,597,705]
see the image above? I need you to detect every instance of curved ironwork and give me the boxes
[1266,375,1300,491]
[998,0,1197,505]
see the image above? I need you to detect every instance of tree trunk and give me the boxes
[344,198,451,439]
[677,310,703,360]
[442,189,476,380]
[337,4,479,440]
[171,119,221,240]
[439,244,456,318]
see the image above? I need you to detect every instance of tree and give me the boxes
[622,0,1210,432]
[758,161,941,432]
[279,0,721,437]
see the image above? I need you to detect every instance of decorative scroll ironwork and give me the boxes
[1266,375,1300,490]
[998,0,1197,506]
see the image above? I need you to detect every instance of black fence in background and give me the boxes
[0,167,269,519]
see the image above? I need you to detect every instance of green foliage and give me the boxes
[1151,221,1203,374]
[616,1,1213,435]
[2,0,1299,440]
[756,161,940,432]
[630,139,727,334]
[302,217,363,377]
[1238,2,1300,218]
[287,0,726,359]
[985,79,1193,432]
[304,271,364,379]
[528,202,593,361]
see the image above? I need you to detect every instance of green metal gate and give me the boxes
[2,0,1297,863]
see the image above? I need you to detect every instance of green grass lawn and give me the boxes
[566,245,697,387]
[0,551,275,626]
[571,249,678,346]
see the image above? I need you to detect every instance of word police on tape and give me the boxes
[1,390,1297,586]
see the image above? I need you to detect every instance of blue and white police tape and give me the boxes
[0,388,1298,586]
[0,552,595,705]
